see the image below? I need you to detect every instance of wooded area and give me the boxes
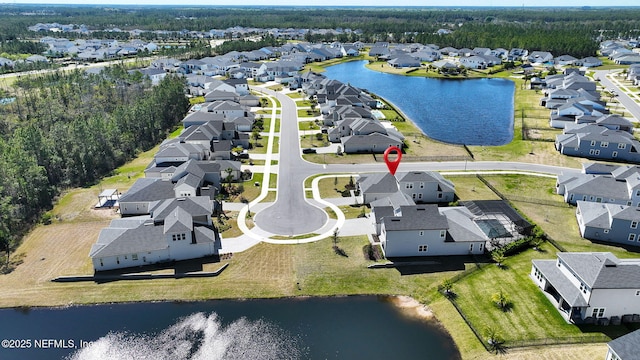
[0,67,189,265]
[1,6,640,58]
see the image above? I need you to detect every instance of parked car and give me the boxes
[302,148,317,154]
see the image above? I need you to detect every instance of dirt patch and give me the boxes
[388,295,434,321]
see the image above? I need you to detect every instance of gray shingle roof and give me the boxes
[358,172,398,194]
[558,252,640,289]
[163,206,193,234]
[118,178,175,203]
[608,329,640,360]
[533,259,589,307]
[382,205,449,231]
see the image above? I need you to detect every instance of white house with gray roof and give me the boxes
[90,196,219,271]
[531,252,640,323]
[606,329,640,360]
[378,205,487,257]
[357,171,455,206]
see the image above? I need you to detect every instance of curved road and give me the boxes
[249,85,581,238]
[253,89,328,235]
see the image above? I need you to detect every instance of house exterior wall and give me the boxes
[93,248,170,271]
[174,183,197,198]
[560,139,640,163]
[588,288,640,319]
[578,212,640,247]
[380,227,485,257]
[398,180,454,203]
[362,192,396,205]
[119,201,150,215]
[567,192,629,206]
[170,240,215,261]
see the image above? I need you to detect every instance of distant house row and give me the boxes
[298,73,405,154]
[536,68,639,164]
[89,85,259,272]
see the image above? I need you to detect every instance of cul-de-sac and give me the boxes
[1,5,640,360]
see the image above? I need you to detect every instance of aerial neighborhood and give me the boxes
[52,23,640,354]
[5,9,640,360]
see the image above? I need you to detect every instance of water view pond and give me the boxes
[323,61,515,146]
[0,296,460,360]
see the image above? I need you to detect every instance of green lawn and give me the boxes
[449,244,618,347]
[297,109,321,118]
[317,176,356,198]
[298,120,320,131]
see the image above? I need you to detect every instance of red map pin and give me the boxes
[383,146,402,176]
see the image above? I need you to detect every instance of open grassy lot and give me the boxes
[448,175,502,202]
[297,108,321,117]
[303,153,376,164]
[298,120,321,131]
[249,135,279,154]
[317,176,356,198]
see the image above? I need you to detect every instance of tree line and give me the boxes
[1,6,639,58]
[0,67,189,267]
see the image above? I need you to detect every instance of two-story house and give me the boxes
[532,252,640,323]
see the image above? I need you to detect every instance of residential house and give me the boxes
[340,133,403,154]
[90,196,219,271]
[555,55,578,66]
[527,51,554,64]
[395,171,455,203]
[531,252,640,323]
[556,165,640,207]
[118,178,176,215]
[555,124,640,163]
[576,201,640,247]
[378,205,487,257]
[606,329,640,360]
[578,57,603,68]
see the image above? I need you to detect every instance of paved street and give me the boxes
[594,69,640,122]
[240,84,580,245]
[253,88,328,235]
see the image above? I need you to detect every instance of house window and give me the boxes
[618,143,627,149]
[418,245,428,252]
[440,230,446,238]
[596,197,602,203]
[132,254,138,261]
[600,141,609,148]
[181,233,186,240]
[419,182,424,189]
[632,221,639,229]
[172,234,177,241]
[479,243,484,252]
[418,193,423,199]
[406,183,413,189]
[100,259,103,267]
[604,229,610,234]
[419,231,424,236]
[591,308,605,318]
[469,244,474,252]
[595,150,600,155]
[629,233,636,242]
[636,290,640,296]
[438,193,443,199]
[116,257,120,264]
[612,151,618,158]
[590,140,596,146]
